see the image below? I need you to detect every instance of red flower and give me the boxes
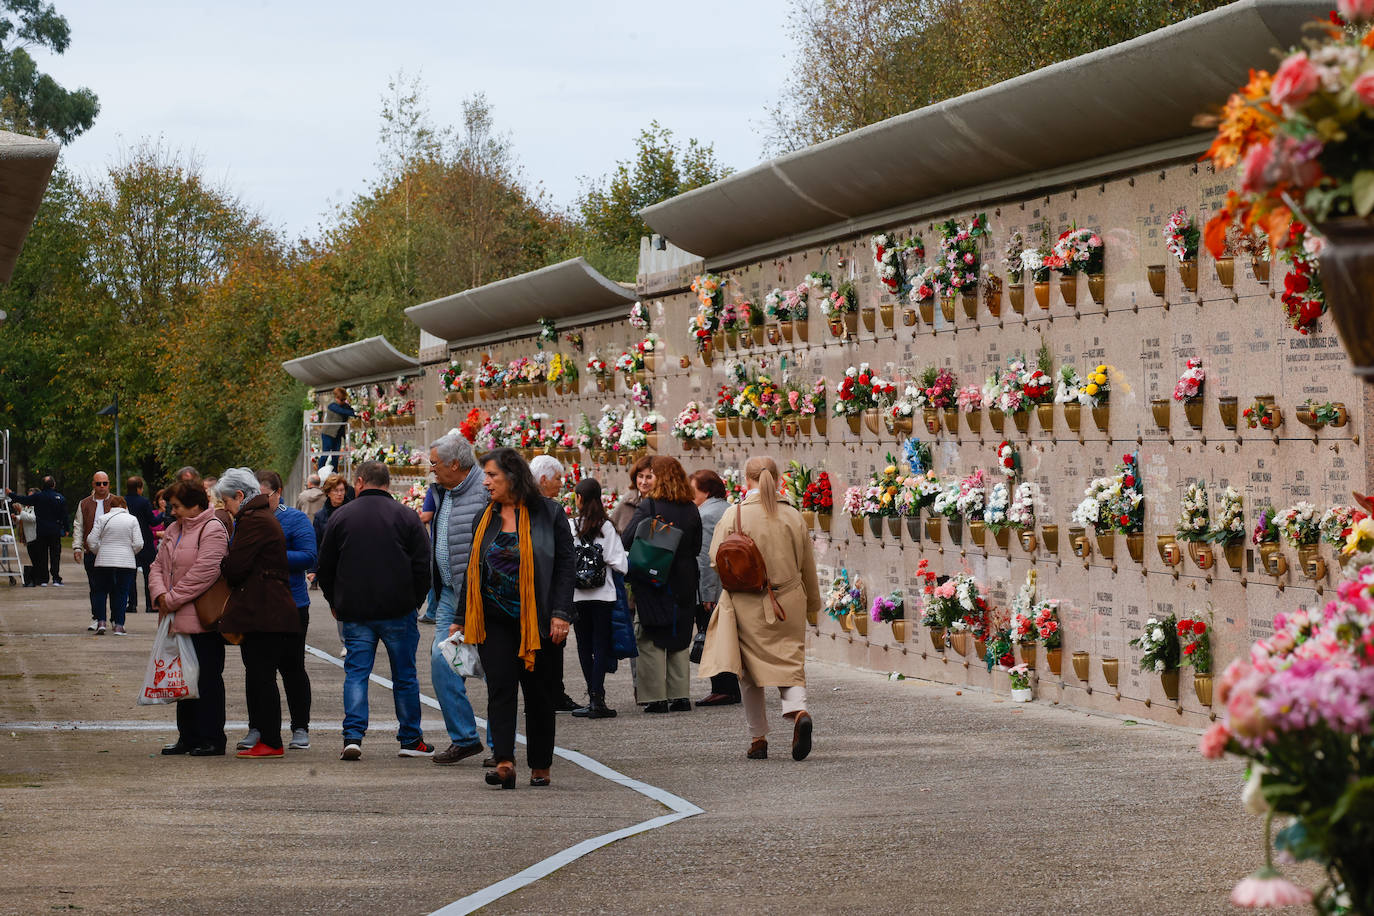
[1118,515,1130,526]
[1122,454,1134,464]
[1123,475,1135,487]
[1184,643,1197,655]
[857,374,871,386]
[1194,621,1206,635]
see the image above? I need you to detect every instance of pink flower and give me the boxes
[1353,71,1374,108]
[1226,677,1269,741]
[1198,721,1230,759]
[1270,52,1319,109]
[1229,871,1311,908]
[1338,0,1374,21]
[1240,141,1273,194]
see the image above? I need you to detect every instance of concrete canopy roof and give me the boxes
[641,0,1323,262]
[0,130,60,285]
[281,336,419,391]
[404,257,638,345]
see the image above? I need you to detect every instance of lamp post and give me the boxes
[97,395,121,497]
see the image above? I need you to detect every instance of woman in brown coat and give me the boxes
[214,468,301,759]
[700,456,822,761]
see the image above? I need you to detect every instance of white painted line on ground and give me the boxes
[303,643,703,915]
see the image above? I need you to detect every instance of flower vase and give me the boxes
[1072,650,1090,682]
[893,415,913,435]
[715,418,728,438]
[1194,673,1214,707]
[1298,544,1325,581]
[843,312,859,336]
[1126,532,1144,563]
[961,293,978,320]
[974,638,987,661]
[1259,542,1287,577]
[860,308,876,333]
[1091,404,1109,433]
[1062,402,1081,433]
[965,409,982,434]
[701,345,713,367]
[779,320,794,343]
[928,627,947,652]
[946,517,963,546]
[993,526,1010,550]
[853,611,869,637]
[755,419,768,438]
[922,408,940,435]
[891,619,907,643]
[817,512,832,533]
[850,515,864,537]
[840,612,854,633]
[815,415,828,436]
[950,632,969,656]
[1186,540,1213,572]
[1020,643,1036,668]
[1183,397,1203,430]
[1059,272,1078,307]
[1035,402,1054,433]
[785,419,798,438]
[867,515,883,539]
[1214,256,1235,290]
[1046,648,1062,677]
[727,417,741,437]
[924,516,942,543]
[725,329,739,350]
[940,295,955,322]
[766,325,781,346]
[918,299,934,325]
[799,415,813,436]
[905,514,922,542]
[942,408,959,434]
[1008,283,1025,314]
[769,419,783,438]
[1011,687,1033,703]
[988,408,1005,433]
[968,520,986,547]
[713,331,726,351]
[880,303,894,329]
[1088,273,1105,305]
[1150,398,1170,430]
[885,516,901,540]
[1095,531,1115,560]
[801,509,816,531]
[1160,668,1180,702]
[1012,411,1030,435]
[1218,396,1238,430]
[1041,524,1059,555]
[1223,542,1244,572]
[862,408,880,435]
[1179,259,1198,293]
[1252,256,1271,284]
[797,319,810,342]
[1102,657,1119,688]
[1033,280,1050,309]
[1146,265,1167,298]
[846,415,861,436]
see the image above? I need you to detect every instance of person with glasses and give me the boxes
[72,471,115,633]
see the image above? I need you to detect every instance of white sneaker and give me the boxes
[95,622,106,635]
[340,741,362,761]
[39,582,49,587]
[236,729,261,751]
[338,647,347,657]
[86,620,98,631]
[288,728,310,750]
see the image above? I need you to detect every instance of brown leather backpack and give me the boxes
[714,503,786,620]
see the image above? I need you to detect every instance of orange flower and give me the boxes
[1203,70,1278,171]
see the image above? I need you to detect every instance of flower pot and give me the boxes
[928,627,947,652]
[1160,668,1180,702]
[1072,650,1090,682]
[1252,256,1271,284]
[1033,280,1050,309]
[905,514,922,542]
[902,307,917,327]
[1046,648,1062,677]
[1062,402,1081,434]
[1183,397,1203,430]
[1296,405,1323,430]
[1194,673,1214,707]
[799,415,812,435]
[1217,396,1238,430]
[993,526,1011,550]
[1011,687,1033,703]
[727,417,740,437]
[1059,272,1078,307]
[1095,531,1115,560]
[779,319,794,343]
[1088,272,1105,305]
[1214,256,1235,290]
[860,308,875,333]
[885,516,901,540]
[946,517,963,546]
[988,408,1005,433]
[806,608,818,627]
[1041,524,1059,555]
[1332,403,1349,427]
[715,417,728,438]
[766,325,781,346]
[950,632,970,656]
[725,329,738,350]
[1256,395,1282,430]
[942,408,959,434]
[868,515,883,539]
[1101,657,1119,688]
[893,415,913,435]
[1146,264,1167,298]
[968,520,986,547]
[1019,529,1038,552]
[797,320,810,342]
[1315,218,1374,378]
[975,638,987,661]
[815,415,827,436]
[1091,404,1109,433]
[817,511,832,533]
[1035,402,1054,433]
[845,414,861,436]
[1224,542,1244,572]
[863,408,880,435]
[961,293,978,319]
[1187,540,1213,570]
[1008,283,1025,314]
[843,312,859,336]
[840,611,854,632]
[918,299,934,325]
[965,409,982,434]
[701,346,713,367]
[985,276,1002,317]
[940,296,955,322]
[1012,411,1030,435]
[880,303,894,329]
[891,620,907,643]
[801,509,817,530]
[921,407,940,435]
[1150,398,1170,430]
[853,611,868,637]
[644,431,660,452]
[924,516,942,543]
[850,515,865,537]
[1020,642,1036,668]
[1126,532,1144,563]
[596,376,611,393]
[749,325,764,346]
[756,419,769,438]
[1179,259,1198,292]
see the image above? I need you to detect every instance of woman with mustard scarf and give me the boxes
[458,448,575,789]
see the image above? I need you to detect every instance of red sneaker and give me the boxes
[235,742,285,759]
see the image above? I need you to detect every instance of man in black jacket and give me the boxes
[317,461,433,762]
[7,476,67,586]
[123,476,158,612]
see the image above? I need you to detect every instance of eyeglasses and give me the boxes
[94,482,110,487]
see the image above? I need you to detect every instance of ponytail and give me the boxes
[746,456,780,518]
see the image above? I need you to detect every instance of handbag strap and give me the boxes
[729,498,787,622]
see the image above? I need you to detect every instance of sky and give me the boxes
[35,0,794,240]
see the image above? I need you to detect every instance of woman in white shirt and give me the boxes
[568,477,627,719]
[87,495,144,636]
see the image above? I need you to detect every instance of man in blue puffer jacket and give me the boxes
[233,470,319,752]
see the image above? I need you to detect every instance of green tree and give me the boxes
[0,0,98,141]
[576,122,731,278]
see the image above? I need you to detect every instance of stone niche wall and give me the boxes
[426,156,1369,728]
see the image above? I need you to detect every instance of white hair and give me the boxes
[528,454,564,484]
[430,433,476,470]
[215,467,261,503]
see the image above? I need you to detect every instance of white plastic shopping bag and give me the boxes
[138,615,200,705]
[438,632,484,679]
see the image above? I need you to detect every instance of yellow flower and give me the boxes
[885,465,897,476]
[1085,383,1099,396]
[1093,373,1107,385]
[1095,364,1107,374]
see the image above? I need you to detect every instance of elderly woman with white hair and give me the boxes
[527,454,582,713]
[213,468,302,759]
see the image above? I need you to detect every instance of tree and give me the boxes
[576,122,731,278]
[0,0,98,141]
[764,0,1233,153]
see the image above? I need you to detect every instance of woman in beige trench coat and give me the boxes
[699,457,822,761]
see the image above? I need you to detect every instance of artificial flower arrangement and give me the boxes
[441,360,474,393]
[618,411,654,452]
[870,591,904,624]
[637,332,662,359]
[804,270,833,299]
[1033,599,1062,650]
[764,283,810,322]
[894,472,924,519]
[671,401,714,444]
[628,301,651,330]
[1209,486,1246,545]
[596,405,624,455]
[1243,397,1279,429]
[1008,573,1037,645]
[629,380,653,410]
[956,469,988,522]
[614,350,644,378]
[915,560,988,629]
[802,471,834,516]
[714,382,740,419]
[890,384,921,421]
[823,569,865,622]
[721,468,747,505]
[984,481,1010,534]
[1008,482,1037,531]
[1003,231,1025,284]
[865,458,904,519]
[1054,365,1085,405]
[1019,240,1051,284]
[833,364,879,416]
[956,384,983,414]
[807,377,827,417]
[458,408,488,443]
[401,479,428,513]
[1177,481,1211,542]
[1176,613,1211,674]
[931,477,962,523]
[1278,221,1326,333]
[984,616,1016,671]
[841,485,864,521]
[996,440,1019,477]
[1164,207,1200,263]
[915,366,958,410]
[688,273,725,353]
[586,352,610,378]
[1173,358,1205,401]
[1007,664,1032,691]
[1077,363,1111,407]
[903,437,932,475]
[536,317,558,348]
[910,264,943,303]
[548,353,579,391]
[1048,226,1105,275]
[871,233,924,298]
[1021,343,1055,406]
[1276,501,1320,547]
[1130,613,1181,674]
[718,300,744,333]
[936,213,989,295]
[782,461,813,508]
[1299,398,1347,426]
[821,280,858,317]
[1251,503,1281,547]
[995,356,1031,415]
[1072,453,1143,535]
[1320,504,1366,548]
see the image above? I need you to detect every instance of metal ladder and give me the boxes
[0,430,23,585]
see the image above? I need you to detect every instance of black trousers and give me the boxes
[31,534,60,584]
[128,561,152,613]
[240,632,298,749]
[24,539,41,585]
[573,600,615,697]
[242,607,312,734]
[176,631,226,750]
[696,602,741,699]
[477,611,555,769]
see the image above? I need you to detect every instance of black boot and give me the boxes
[573,692,617,719]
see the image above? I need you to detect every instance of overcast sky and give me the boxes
[38,1,793,240]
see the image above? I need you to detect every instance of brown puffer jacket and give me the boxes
[218,495,300,634]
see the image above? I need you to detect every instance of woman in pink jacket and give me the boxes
[149,480,232,756]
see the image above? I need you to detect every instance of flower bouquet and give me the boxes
[823,569,865,631]
[671,401,714,449]
[1049,225,1106,305]
[802,471,834,531]
[1007,664,1032,699]
[1129,613,1180,681]
[871,591,906,642]
[1320,504,1366,550]
[871,232,924,300]
[628,300,651,330]
[1277,501,1320,547]
[1164,207,1201,292]
[937,213,988,315]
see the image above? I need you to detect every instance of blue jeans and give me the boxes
[341,614,423,745]
[90,566,134,626]
[431,585,480,747]
[419,586,438,622]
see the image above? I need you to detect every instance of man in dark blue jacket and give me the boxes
[235,470,318,752]
[8,476,67,585]
[123,476,158,613]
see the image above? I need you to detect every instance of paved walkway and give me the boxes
[0,567,1312,914]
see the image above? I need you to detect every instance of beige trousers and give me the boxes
[740,670,807,739]
[635,635,690,703]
